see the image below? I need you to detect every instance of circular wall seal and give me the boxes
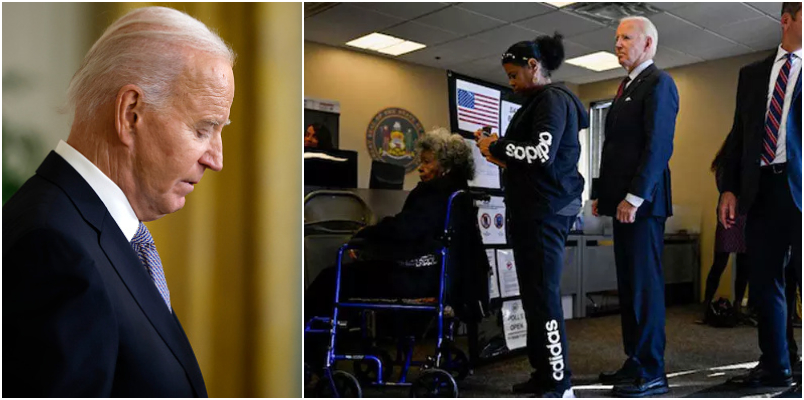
[366,107,425,173]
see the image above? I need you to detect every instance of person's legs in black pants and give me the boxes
[510,214,574,393]
[704,251,732,306]
[611,217,667,381]
[785,217,802,373]
[743,170,796,380]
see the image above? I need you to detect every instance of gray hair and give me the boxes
[66,6,236,125]
[416,127,475,180]
[620,16,658,59]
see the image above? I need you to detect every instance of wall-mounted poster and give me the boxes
[486,249,500,299]
[502,299,527,350]
[464,138,501,189]
[478,196,506,244]
[366,107,425,173]
[500,100,522,137]
[455,79,501,135]
[496,249,520,298]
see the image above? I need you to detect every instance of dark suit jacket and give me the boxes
[597,64,679,218]
[719,53,802,213]
[3,152,207,397]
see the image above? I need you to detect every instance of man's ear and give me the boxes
[115,84,144,148]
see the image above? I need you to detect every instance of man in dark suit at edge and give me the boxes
[718,2,801,390]
[3,7,235,397]
[591,16,679,397]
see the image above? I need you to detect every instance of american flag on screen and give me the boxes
[457,88,500,129]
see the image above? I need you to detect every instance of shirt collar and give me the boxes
[55,140,140,241]
[628,59,654,82]
[776,44,802,62]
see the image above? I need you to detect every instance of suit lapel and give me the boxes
[747,55,777,148]
[37,152,207,397]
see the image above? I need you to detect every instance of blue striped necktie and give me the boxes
[763,53,793,164]
[131,222,172,311]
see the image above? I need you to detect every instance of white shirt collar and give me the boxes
[55,140,140,241]
[628,59,654,82]
[775,44,802,62]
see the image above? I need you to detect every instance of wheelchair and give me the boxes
[305,189,487,397]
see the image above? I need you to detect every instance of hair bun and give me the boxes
[535,32,565,72]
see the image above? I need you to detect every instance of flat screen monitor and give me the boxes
[304,148,358,189]
[369,160,405,190]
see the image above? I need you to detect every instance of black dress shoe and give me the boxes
[612,376,669,398]
[600,368,637,385]
[727,365,794,388]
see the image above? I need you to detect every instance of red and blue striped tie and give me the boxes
[763,53,793,165]
[131,222,172,311]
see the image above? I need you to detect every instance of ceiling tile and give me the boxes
[304,4,405,44]
[353,2,449,20]
[516,10,605,37]
[651,3,689,11]
[747,2,783,19]
[670,2,763,30]
[569,27,617,52]
[383,21,461,46]
[398,37,491,67]
[552,63,596,81]
[713,16,780,51]
[471,24,544,49]
[456,2,555,23]
[414,6,507,36]
[562,38,595,59]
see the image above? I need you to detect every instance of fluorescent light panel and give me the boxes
[346,32,426,56]
[565,51,621,72]
[543,1,576,8]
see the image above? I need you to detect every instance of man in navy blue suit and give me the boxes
[718,2,801,390]
[592,16,678,397]
[3,7,235,397]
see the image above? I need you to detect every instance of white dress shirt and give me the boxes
[54,140,140,241]
[763,45,802,166]
[623,59,655,208]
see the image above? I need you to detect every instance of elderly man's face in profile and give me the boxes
[615,20,649,71]
[132,52,235,219]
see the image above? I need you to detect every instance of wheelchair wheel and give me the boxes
[439,345,470,381]
[353,348,394,383]
[410,368,458,398]
[314,370,363,398]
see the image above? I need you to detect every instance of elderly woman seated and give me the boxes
[305,127,477,321]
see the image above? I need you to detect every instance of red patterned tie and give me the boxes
[763,53,793,165]
[615,77,631,100]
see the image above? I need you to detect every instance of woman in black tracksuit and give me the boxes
[476,33,587,398]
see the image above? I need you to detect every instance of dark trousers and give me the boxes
[786,255,801,360]
[745,166,801,373]
[612,216,667,379]
[509,213,574,390]
[704,252,749,306]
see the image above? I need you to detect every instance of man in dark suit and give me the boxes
[3,7,235,397]
[592,16,678,397]
[718,2,801,389]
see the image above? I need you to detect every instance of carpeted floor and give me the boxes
[306,304,802,398]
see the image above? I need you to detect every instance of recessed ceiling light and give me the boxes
[377,41,427,56]
[346,32,426,56]
[565,51,621,72]
[544,2,576,8]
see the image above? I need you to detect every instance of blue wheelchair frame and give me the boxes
[305,189,472,395]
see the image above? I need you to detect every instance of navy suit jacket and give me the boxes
[597,64,679,218]
[719,53,802,213]
[3,152,208,397]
